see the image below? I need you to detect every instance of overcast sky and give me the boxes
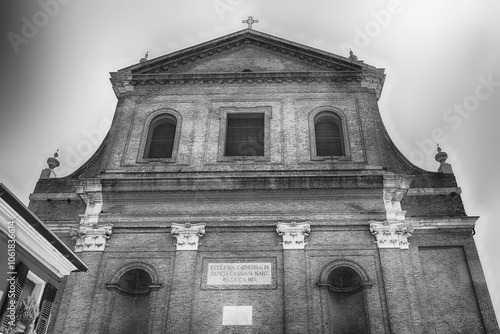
[1,0,499,324]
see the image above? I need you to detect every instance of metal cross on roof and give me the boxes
[242,16,259,29]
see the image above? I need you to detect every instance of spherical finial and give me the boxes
[140,51,149,63]
[434,144,448,164]
[47,149,60,170]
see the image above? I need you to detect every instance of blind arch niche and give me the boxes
[317,260,371,334]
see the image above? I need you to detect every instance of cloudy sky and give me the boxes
[1,0,499,323]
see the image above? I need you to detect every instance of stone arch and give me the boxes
[108,261,161,288]
[318,259,371,285]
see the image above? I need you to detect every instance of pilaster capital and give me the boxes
[276,221,311,250]
[171,223,205,250]
[369,220,413,249]
[70,224,113,252]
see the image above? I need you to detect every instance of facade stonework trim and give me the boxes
[276,221,311,249]
[75,180,103,226]
[70,224,113,252]
[171,223,206,250]
[383,174,413,223]
[369,220,413,249]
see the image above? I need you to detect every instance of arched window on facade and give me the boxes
[327,266,369,334]
[144,114,177,159]
[106,269,154,334]
[314,111,344,156]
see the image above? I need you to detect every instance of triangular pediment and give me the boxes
[120,29,370,75]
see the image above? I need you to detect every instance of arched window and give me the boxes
[327,266,369,334]
[144,114,177,159]
[314,111,344,156]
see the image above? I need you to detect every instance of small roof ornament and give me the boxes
[47,150,60,170]
[242,16,259,29]
[349,49,358,61]
[435,144,453,174]
[140,51,149,63]
[40,150,60,179]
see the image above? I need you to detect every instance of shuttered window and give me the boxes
[0,262,29,331]
[35,284,57,334]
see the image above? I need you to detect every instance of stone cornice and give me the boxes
[110,71,384,97]
[405,187,462,196]
[98,174,385,192]
[406,216,478,230]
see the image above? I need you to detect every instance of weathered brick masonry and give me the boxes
[28,28,499,333]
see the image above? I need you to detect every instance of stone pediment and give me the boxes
[122,29,366,75]
[110,29,385,99]
[145,44,341,74]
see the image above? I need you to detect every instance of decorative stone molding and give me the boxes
[383,174,413,223]
[75,180,103,226]
[276,221,311,249]
[171,223,205,250]
[70,224,113,252]
[369,221,413,249]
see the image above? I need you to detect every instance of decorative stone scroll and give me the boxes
[70,224,113,252]
[171,223,205,250]
[276,221,311,249]
[382,174,413,223]
[75,180,103,226]
[369,221,413,249]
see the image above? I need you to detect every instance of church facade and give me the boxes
[27,27,499,333]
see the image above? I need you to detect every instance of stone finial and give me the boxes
[39,150,60,179]
[140,51,149,63]
[349,49,358,61]
[276,221,311,249]
[370,221,413,249]
[435,144,453,174]
[171,223,205,250]
[70,224,113,252]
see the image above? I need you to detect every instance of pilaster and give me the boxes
[372,174,423,333]
[277,222,311,333]
[166,223,204,333]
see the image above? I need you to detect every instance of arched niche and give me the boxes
[103,262,162,334]
[317,260,372,334]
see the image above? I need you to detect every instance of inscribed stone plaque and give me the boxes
[202,258,276,290]
[222,306,253,326]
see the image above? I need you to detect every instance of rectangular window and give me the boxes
[225,113,264,156]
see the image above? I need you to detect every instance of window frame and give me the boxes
[138,109,181,163]
[217,106,272,162]
[309,108,350,161]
